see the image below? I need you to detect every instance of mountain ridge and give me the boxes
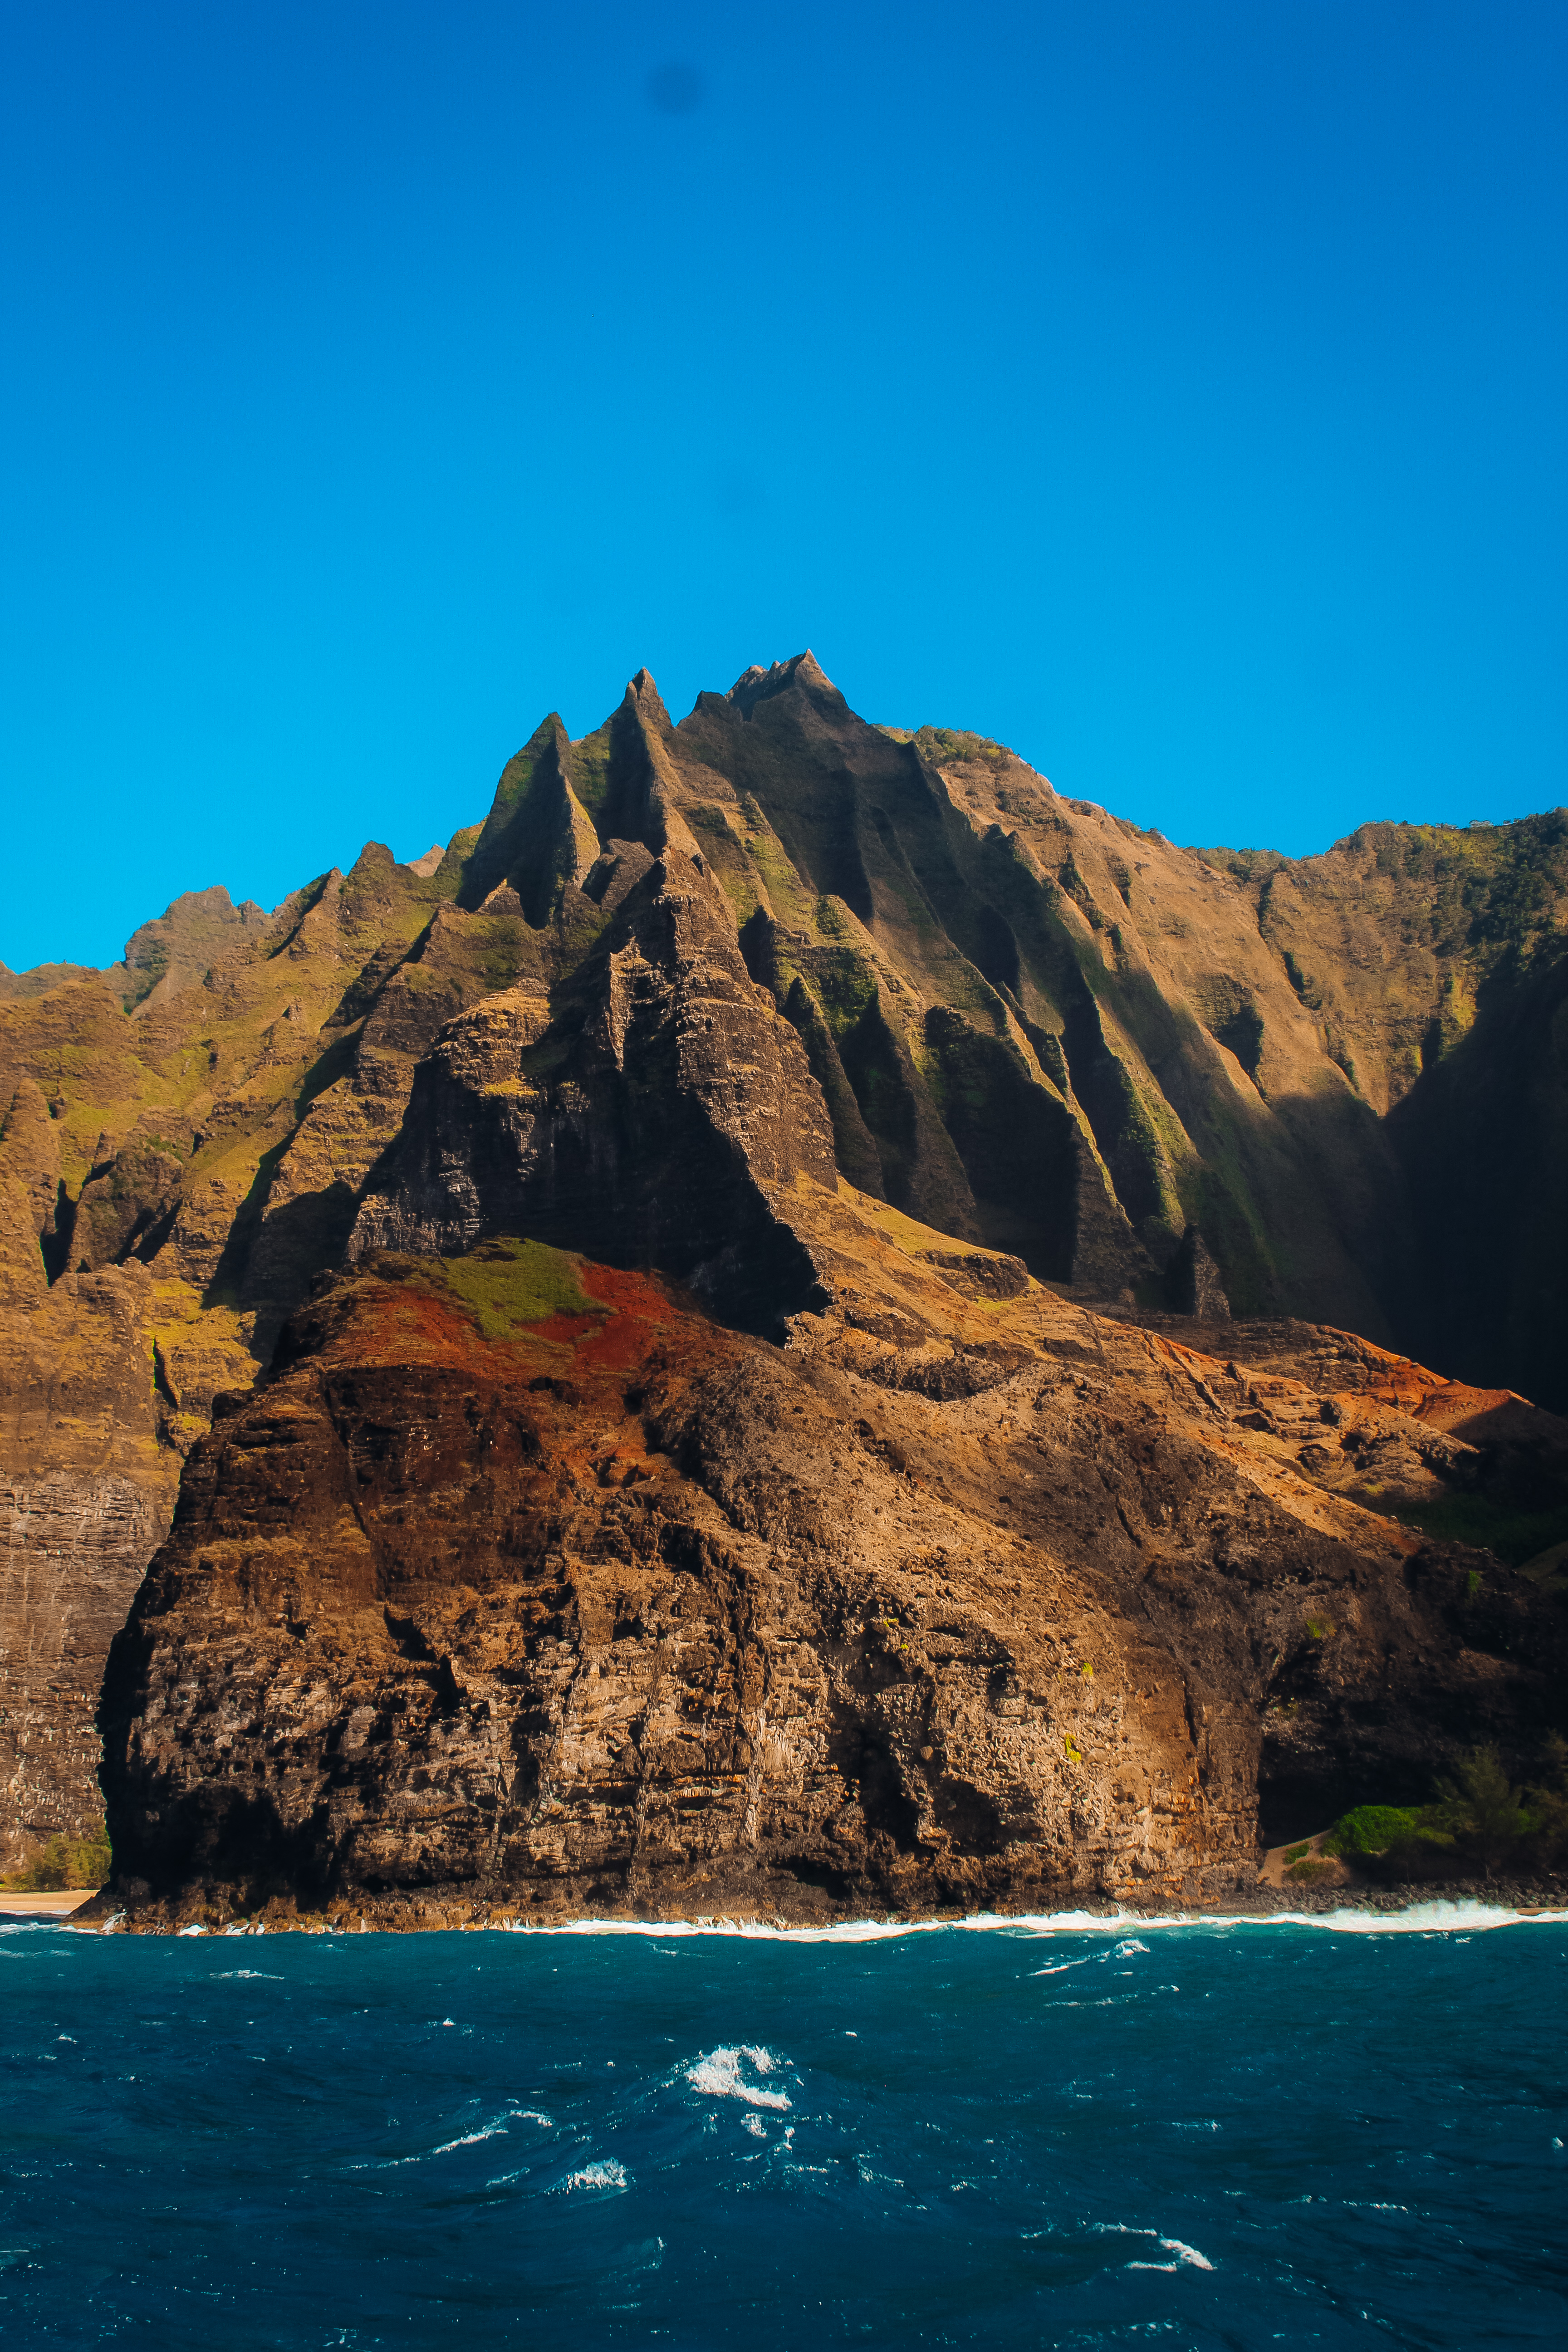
[1,650,1564,1899]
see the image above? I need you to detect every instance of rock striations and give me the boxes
[1,650,1564,1910]
[96,1222,1564,1927]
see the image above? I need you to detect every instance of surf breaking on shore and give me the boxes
[14,1894,1563,1940]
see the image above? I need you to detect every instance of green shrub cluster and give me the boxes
[1323,1742,1568,1882]
[1323,1804,1425,1857]
[2,1822,111,1892]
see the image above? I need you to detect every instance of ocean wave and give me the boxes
[684,2046,792,2109]
[553,2159,628,2193]
[487,1897,1565,1942]
[63,1899,1567,1945]
[430,2122,511,2154]
[1091,2222,1215,2270]
[353,2103,552,2170]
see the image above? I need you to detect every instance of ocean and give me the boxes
[2,1906,1563,2348]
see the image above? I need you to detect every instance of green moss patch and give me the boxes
[433,1237,600,1339]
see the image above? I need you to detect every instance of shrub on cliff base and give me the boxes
[1323,1805,1424,1857]
[2,1822,111,1891]
[1330,1741,1568,1883]
[1431,1746,1531,1876]
[1523,1735,1568,1862]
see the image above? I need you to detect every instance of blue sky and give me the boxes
[4,1,1564,971]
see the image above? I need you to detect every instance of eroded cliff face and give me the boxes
[97,1211,1562,1929]
[0,1262,169,1870]
[3,649,1565,1886]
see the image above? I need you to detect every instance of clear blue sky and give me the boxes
[4,1,1564,972]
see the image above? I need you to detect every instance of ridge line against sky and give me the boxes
[3,0,1564,972]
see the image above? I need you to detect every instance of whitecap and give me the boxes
[431,2122,510,2153]
[351,2106,538,2170]
[210,1970,283,1980]
[461,1894,1568,1944]
[555,2159,628,2193]
[1091,2223,1214,2270]
[684,2046,792,2109]
[1158,2236,1214,2270]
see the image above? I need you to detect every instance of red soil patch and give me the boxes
[527,1312,607,1347]
[315,1255,731,1414]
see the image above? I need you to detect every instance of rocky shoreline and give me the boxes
[63,1867,1566,1936]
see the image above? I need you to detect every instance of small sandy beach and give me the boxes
[0,1890,99,1920]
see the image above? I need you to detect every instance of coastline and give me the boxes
[39,1870,1568,1937]
[0,1889,100,1920]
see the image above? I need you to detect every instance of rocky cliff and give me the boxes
[97,1215,1565,1928]
[1,649,1564,1896]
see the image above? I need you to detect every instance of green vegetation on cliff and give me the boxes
[1322,1742,1568,1882]
[1,1820,111,1892]
[433,1238,599,1339]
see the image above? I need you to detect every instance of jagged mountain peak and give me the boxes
[721,649,843,719]
[3,654,1564,1406]
[3,644,1567,1911]
[623,667,672,732]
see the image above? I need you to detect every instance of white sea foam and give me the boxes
[487,1896,1563,1941]
[75,1899,1567,1947]
[1093,2222,1214,2270]
[430,2122,511,2153]
[556,2159,628,2193]
[210,1970,283,1980]
[355,2106,543,2169]
[684,2046,792,2108]
[1158,2236,1213,2269]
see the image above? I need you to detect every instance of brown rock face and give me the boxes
[0,1265,172,1867]
[98,1219,1561,1927]
[3,648,1566,1892]
[346,839,839,1332]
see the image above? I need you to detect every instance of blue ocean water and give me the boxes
[1,1907,1564,2349]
